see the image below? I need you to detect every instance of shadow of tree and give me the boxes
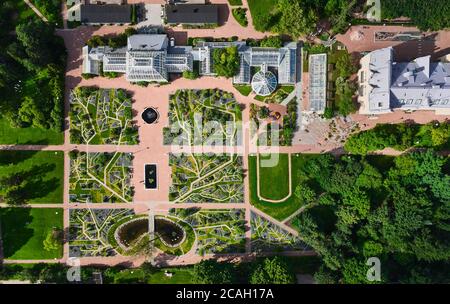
[0,150,39,166]
[0,207,33,258]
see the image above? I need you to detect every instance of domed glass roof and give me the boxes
[251,70,278,96]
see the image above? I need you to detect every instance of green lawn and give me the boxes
[0,118,64,145]
[247,0,278,31]
[110,267,194,284]
[249,153,320,221]
[258,154,290,201]
[228,0,243,5]
[0,150,64,203]
[0,208,63,259]
[234,84,252,96]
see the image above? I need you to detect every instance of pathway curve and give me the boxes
[256,153,292,203]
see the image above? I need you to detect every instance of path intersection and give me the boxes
[1,0,449,267]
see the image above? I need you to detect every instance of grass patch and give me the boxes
[249,153,320,221]
[0,117,63,145]
[0,150,64,204]
[254,86,294,104]
[258,154,290,201]
[110,267,194,284]
[228,0,243,5]
[0,208,63,259]
[247,0,279,32]
[233,84,252,96]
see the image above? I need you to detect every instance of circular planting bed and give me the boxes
[142,107,159,124]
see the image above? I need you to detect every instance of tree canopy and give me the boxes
[292,150,450,283]
[0,17,66,131]
[212,46,240,78]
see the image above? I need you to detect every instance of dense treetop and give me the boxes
[291,150,450,283]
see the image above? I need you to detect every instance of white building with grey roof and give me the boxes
[192,40,297,95]
[82,34,193,82]
[358,47,450,115]
[83,34,298,91]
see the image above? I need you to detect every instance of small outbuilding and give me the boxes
[165,4,219,25]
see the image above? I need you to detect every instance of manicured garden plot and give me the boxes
[69,208,135,257]
[249,153,321,221]
[0,150,64,204]
[0,208,63,259]
[257,154,290,201]
[163,89,242,146]
[70,87,138,145]
[69,151,134,203]
[251,212,309,252]
[169,153,244,203]
[169,208,246,255]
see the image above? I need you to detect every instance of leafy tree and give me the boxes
[43,228,63,251]
[275,0,318,37]
[292,150,450,283]
[260,36,283,48]
[250,257,295,284]
[212,47,240,78]
[192,260,235,284]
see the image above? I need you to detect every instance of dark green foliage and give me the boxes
[232,7,248,27]
[260,36,283,48]
[31,0,63,27]
[292,150,450,283]
[382,0,450,31]
[182,70,199,80]
[0,19,66,132]
[212,46,240,78]
[345,122,450,154]
[192,260,235,284]
[250,257,296,284]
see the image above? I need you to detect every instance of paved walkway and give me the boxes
[3,10,450,267]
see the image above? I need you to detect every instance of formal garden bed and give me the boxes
[69,151,134,203]
[163,89,242,146]
[0,207,63,259]
[250,98,298,146]
[169,208,246,255]
[251,212,309,252]
[254,86,295,104]
[70,87,138,145]
[169,153,244,203]
[0,150,64,204]
[69,209,136,257]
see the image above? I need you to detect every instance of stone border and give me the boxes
[256,153,292,203]
[114,217,148,251]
